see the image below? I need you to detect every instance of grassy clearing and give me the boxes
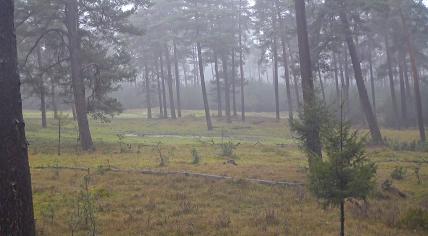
[26,110,428,235]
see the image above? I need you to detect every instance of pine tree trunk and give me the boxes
[333,53,340,98]
[400,11,426,142]
[272,8,280,121]
[276,0,294,121]
[294,0,322,157]
[214,52,223,117]
[164,45,176,119]
[51,82,58,119]
[222,55,232,123]
[173,42,182,118]
[238,2,246,122]
[159,54,168,118]
[368,43,376,115]
[339,5,383,144]
[197,43,213,131]
[0,1,36,234]
[65,0,94,151]
[36,46,47,128]
[231,49,237,117]
[398,50,408,127]
[145,65,152,119]
[318,68,326,102]
[156,61,164,118]
[385,35,400,128]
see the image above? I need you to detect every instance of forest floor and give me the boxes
[25,110,428,236]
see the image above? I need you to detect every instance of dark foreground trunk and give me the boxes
[340,200,345,236]
[197,43,213,131]
[339,4,383,144]
[66,0,94,150]
[0,1,36,235]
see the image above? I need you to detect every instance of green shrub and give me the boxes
[400,208,428,231]
[219,141,239,157]
[391,166,406,180]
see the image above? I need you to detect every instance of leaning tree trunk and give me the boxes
[276,0,294,121]
[0,1,36,234]
[144,64,152,119]
[197,43,213,131]
[173,41,182,118]
[294,0,322,157]
[400,11,426,142]
[385,35,400,128]
[65,0,94,150]
[222,54,232,123]
[164,45,176,119]
[339,4,383,144]
[214,52,223,117]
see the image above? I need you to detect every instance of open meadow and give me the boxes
[25,110,428,236]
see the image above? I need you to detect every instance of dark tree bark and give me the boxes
[155,61,164,118]
[159,54,168,118]
[340,199,345,236]
[0,1,36,234]
[164,45,177,119]
[400,11,426,142]
[276,0,293,121]
[398,50,408,127]
[338,4,383,144]
[294,0,322,157]
[144,65,152,119]
[197,43,213,131]
[214,52,223,117]
[385,35,400,128]
[272,8,280,121]
[222,55,232,123]
[231,49,237,117]
[173,41,182,118]
[65,0,94,150]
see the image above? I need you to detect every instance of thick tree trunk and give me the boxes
[400,12,426,142]
[65,0,94,151]
[385,35,400,128]
[145,65,152,119]
[155,61,164,118]
[197,43,213,131]
[214,52,223,117]
[276,0,294,121]
[159,54,168,118]
[231,49,237,116]
[0,1,36,234]
[272,9,280,121]
[222,55,232,123]
[173,42,182,118]
[339,5,383,144]
[294,0,322,157]
[164,45,176,119]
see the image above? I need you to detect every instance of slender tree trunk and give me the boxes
[368,43,376,115]
[197,43,213,131]
[65,0,94,151]
[164,45,176,119]
[340,199,345,236]
[222,55,232,123]
[145,65,152,119]
[333,52,340,99]
[272,9,280,121]
[403,55,412,100]
[160,54,168,118]
[289,48,302,110]
[156,61,164,118]
[173,41,182,118]
[385,35,400,128]
[238,2,246,122]
[400,11,426,142]
[294,0,322,157]
[339,4,383,144]
[231,49,237,116]
[0,1,36,234]
[51,81,58,119]
[182,62,188,87]
[344,48,350,112]
[398,50,408,127]
[318,67,326,102]
[36,46,47,128]
[214,52,223,117]
[276,0,293,121]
